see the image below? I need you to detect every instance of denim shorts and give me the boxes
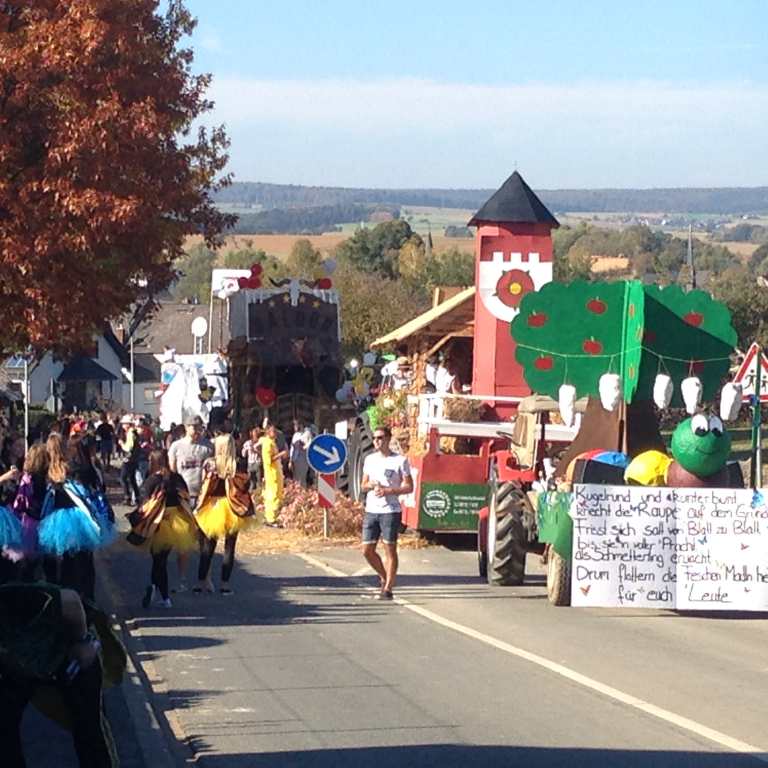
[362,512,402,544]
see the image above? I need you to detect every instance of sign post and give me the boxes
[750,346,762,489]
[307,434,348,539]
[734,342,767,489]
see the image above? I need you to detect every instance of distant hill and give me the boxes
[215,182,768,215]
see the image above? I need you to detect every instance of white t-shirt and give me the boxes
[363,451,411,514]
[435,365,455,394]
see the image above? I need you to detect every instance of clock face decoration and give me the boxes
[478,251,552,322]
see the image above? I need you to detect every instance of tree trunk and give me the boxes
[555,396,665,478]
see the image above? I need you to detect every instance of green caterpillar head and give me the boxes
[670,414,731,478]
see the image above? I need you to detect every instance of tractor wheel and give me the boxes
[487,481,527,586]
[347,415,375,503]
[546,548,571,606]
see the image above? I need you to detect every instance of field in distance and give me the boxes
[185,231,474,260]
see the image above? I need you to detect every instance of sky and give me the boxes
[182,0,768,189]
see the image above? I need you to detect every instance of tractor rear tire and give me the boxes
[487,482,527,586]
[546,548,571,606]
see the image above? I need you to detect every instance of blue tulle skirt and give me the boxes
[90,490,117,547]
[0,505,22,550]
[38,505,102,556]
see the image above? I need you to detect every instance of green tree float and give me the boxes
[510,280,737,466]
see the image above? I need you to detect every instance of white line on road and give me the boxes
[296,552,768,763]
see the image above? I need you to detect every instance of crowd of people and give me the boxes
[0,405,415,766]
[0,411,322,604]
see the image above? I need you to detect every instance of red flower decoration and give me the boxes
[247,276,262,289]
[237,277,249,288]
[250,263,263,277]
[255,387,276,408]
[316,278,332,289]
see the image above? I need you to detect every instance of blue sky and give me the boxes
[182,0,767,189]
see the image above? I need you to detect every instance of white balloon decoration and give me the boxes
[653,373,673,410]
[598,373,621,412]
[558,384,577,428]
[719,382,743,422]
[680,376,703,415]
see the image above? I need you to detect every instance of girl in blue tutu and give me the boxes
[0,434,23,583]
[38,434,114,599]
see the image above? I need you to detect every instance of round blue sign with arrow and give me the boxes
[307,434,348,475]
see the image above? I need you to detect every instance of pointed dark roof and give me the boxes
[468,171,559,228]
[58,356,117,382]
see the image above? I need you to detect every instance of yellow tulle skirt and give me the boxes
[150,506,199,554]
[196,495,253,539]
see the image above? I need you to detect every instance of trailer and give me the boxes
[226,277,346,432]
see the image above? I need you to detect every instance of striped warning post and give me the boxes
[318,473,336,509]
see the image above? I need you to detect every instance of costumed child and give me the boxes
[261,423,287,526]
[9,443,50,581]
[128,449,199,609]
[195,434,255,595]
[37,434,113,600]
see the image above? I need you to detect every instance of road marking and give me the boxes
[296,552,768,762]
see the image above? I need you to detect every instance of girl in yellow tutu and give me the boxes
[195,434,255,595]
[128,450,199,609]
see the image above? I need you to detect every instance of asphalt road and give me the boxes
[101,537,768,768]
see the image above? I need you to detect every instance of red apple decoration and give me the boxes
[586,298,607,314]
[582,338,603,355]
[534,356,554,371]
[316,277,332,289]
[247,276,262,289]
[527,312,548,328]
[237,277,249,288]
[251,263,263,276]
[683,311,703,327]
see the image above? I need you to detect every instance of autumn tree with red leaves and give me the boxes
[0,1,232,354]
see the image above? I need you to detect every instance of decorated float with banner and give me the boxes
[505,278,768,609]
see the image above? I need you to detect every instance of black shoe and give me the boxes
[377,590,394,601]
[142,585,154,609]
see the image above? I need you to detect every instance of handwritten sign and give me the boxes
[571,485,768,610]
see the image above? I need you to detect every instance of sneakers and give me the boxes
[220,586,234,596]
[172,580,189,594]
[158,597,173,609]
[142,585,155,609]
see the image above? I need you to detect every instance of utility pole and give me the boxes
[129,334,135,410]
[687,224,696,290]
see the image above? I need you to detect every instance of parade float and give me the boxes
[340,172,582,545]
[224,262,345,431]
[508,279,768,609]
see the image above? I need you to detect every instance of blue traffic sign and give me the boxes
[307,434,348,475]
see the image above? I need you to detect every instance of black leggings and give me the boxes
[1,658,116,768]
[151,549,171,600]
[198,533,239,584]
[120,462,139,503]
[43,552,96,602]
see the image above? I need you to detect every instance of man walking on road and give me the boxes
[168,415,212,591]
[360,425,413,600]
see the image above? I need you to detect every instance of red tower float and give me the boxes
[469,171,558,416]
